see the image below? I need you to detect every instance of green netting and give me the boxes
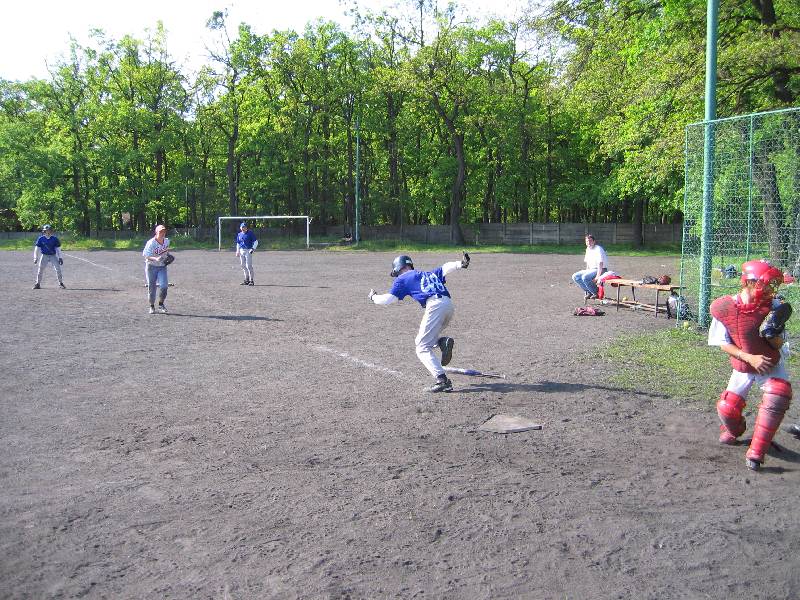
[680,107,800,325]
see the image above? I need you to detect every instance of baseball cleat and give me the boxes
[241,280,250,285]
[788,424,800,437]
[426,376,453,393]
[158,304,168,314]
[59,282,66,289]
[438,337,454,366]
[149,306,156,314]
[746,458,762,471]
[248,280,255,286]
[32,283,41,289]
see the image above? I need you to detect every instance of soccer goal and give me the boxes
[217,215,312,250]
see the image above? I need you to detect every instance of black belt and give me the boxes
[423,293,446,307]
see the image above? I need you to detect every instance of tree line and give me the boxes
[0,0,796,245]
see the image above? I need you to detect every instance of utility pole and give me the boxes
[698,0,719,327]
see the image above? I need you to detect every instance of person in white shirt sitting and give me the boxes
[572,234,610,300]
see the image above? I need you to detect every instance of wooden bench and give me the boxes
[604,278,682,318]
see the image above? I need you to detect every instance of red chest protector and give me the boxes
[710,296,778,373]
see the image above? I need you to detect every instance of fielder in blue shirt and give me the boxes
[369,252,470,392]
[235,222,259,286]
[33,224,65,289]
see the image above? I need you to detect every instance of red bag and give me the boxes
[574,306,605,316]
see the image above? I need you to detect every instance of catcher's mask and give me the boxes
[390,255,414,277]
[740,259,783,306]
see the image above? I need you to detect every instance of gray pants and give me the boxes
[415,296,454,378]
[239,250,254,281]
[145,263,168,306]
[36,254,63,285]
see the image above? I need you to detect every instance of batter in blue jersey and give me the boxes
[369,252,470,392]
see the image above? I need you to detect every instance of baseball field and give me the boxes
[1,249,799,599]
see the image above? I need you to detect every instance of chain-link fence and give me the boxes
[680,107,800,326]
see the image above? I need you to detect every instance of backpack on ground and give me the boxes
[666,293,694,320]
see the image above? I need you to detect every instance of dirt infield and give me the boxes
[1,249,799,599]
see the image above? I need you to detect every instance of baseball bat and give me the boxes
[444,367,506,379]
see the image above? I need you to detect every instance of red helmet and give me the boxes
[740,259,783,305]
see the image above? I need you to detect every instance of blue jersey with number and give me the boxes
[389,268,451,307]
[35,235,61,255]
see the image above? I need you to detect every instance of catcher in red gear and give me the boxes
[708,259,793,471]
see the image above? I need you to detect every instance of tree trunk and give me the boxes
[227,129,238,216]
[632,197,644,247]
[387,94,402,226]
[93,174,101,235]
[346,118,354,234]
[482,146,494,224]
[200,152,209,228]
[430,95,466,245]
[321,113,331,225]
[71,165,84,235]
[545,106,554,223]
[449,132,466,245]
[753,154,787,264]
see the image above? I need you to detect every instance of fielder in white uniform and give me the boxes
[142,224,171,314]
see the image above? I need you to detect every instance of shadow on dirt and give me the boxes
[63,288,124,292]
[724,438,800,465]
[253,284,332,289]
[169,313,280,322]
[767,443,800,465]
[460,379,669,399]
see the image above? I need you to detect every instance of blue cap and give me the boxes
[240,222,248,229]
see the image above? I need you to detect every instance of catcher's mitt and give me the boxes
[160,253,175,266]
[657,274,671,285]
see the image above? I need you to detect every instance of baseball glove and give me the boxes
[160,253,175,266]
[760,302,792,339]
[657,274,671,285]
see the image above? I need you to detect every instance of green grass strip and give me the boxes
[598,326,798,407]
[1,234,680,256]
[326,239,679,257]
[0,235,311,251]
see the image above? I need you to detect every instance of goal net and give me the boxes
[217,216,311,251]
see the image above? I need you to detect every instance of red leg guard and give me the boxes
[746,379,793,465]
[717,390,747,444]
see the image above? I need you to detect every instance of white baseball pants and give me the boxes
[415,295,454,378]
[36,254,63,285]
[239,251,254,281]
